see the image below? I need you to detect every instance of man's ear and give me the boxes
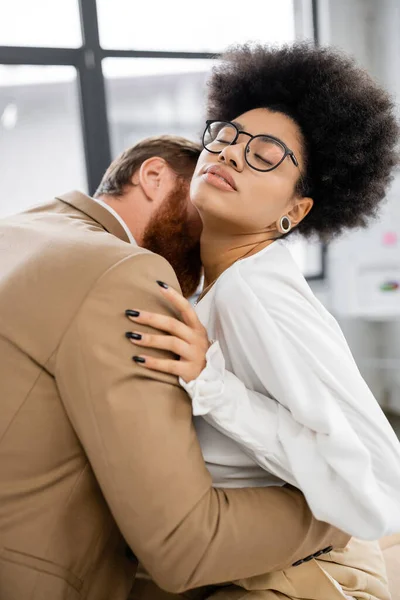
[134,156,170,202]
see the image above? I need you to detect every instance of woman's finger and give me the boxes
[125,308,193,343]
[156,281,203,330]
[132,354,184,378]
[126,331,191,360]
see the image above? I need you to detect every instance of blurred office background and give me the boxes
[1,0,399,432]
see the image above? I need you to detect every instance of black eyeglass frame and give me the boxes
[202,119,300,174]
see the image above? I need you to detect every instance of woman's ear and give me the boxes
[288,197,314,226]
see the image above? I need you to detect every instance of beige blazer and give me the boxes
[0,192,348,600]
[131,535,391,600]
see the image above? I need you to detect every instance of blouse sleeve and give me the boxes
[181,263,400,539]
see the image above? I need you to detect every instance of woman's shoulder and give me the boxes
[240,240,303,277]
[218,241,306,295]
[214,241,331,322]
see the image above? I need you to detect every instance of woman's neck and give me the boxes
[200,229,276,289]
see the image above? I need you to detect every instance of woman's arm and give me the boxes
[180,340,297,486]
[127,274,400,539]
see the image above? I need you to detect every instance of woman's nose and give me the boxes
[218,142,245,171]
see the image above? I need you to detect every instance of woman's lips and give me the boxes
[202,171,236,192]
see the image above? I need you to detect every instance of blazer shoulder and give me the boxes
[50,220,156,280]
[90,248,182,297]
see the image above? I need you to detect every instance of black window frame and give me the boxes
[0,0,324,279]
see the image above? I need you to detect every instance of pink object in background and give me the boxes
[382,232,398,246]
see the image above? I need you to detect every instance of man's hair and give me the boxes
[207,43,400,240]
[94,135,201,197]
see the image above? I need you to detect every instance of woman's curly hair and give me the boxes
[207,43,400,239]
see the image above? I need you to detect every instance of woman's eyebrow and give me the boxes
[232,120,244,129]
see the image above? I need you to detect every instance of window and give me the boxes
[0,0,82,48]
[103,58,214,157]
[0,65,86,216]
[97,0,295,51]
[0,0,323,278]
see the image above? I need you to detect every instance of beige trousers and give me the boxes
[129,539,390,600]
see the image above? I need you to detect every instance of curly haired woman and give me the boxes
[127,43,400,600]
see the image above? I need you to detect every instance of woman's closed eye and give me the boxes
[254,153,274,166]
[216,136,233,145]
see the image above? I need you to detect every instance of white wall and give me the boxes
[315,0,400,413]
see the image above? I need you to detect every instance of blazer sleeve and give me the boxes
[182,263,400,540]
[55,251,349,593]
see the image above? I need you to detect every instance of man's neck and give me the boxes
[95,194,147,245]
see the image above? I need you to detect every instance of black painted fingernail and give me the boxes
[156,280,169,289]
[132,356,146,363]
[126,332,142,340]
[125,309,140,318]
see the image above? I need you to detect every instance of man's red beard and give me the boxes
[141,179,202,298]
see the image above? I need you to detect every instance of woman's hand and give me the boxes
[125,281,211,383]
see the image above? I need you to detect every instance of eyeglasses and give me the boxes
[202,120,300,174]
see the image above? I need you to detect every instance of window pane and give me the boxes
[97,0,295,51]
[0,65,87,217]
[0,0,82,48]
[103,58,213,156]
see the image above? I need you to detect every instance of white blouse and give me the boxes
[180,241,400,539]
